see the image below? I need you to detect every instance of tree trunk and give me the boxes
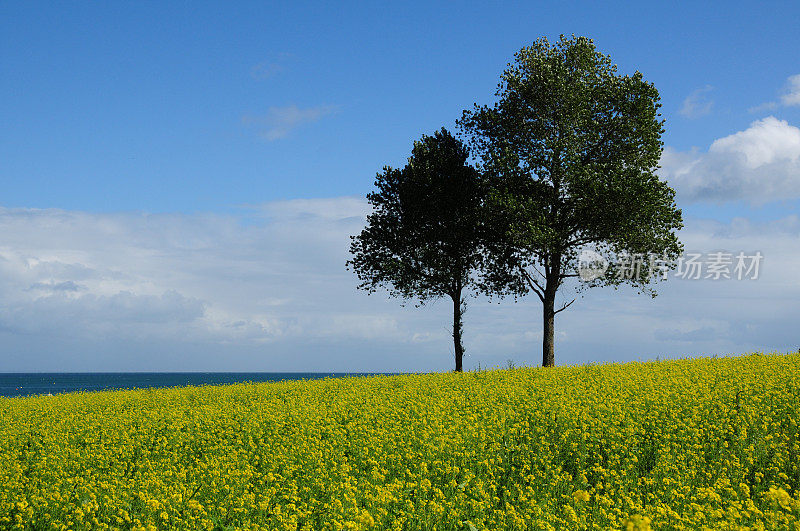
[542,283,556,368]
[452,290,464,372]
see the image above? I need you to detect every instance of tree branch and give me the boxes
[565,235,595,247]
[530,262,546,280]
[553,298,576,314]
[521,268,545,302]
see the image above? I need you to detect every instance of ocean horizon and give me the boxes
[0,372,394,398]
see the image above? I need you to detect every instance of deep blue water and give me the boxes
[0,372,388,398]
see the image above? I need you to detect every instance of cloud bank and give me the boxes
[1,198,799,372]
[660,116,800,203]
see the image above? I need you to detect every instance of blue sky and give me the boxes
[4,1,798,213]
[1,2,800,371]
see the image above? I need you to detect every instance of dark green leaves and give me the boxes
[347,128,484,304]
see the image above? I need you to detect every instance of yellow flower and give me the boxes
[624,514,652,531]
[573,490,591,503]
[1,352,799,530]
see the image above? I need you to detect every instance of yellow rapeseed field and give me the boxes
[1,353,799,530]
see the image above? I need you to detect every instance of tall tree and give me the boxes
[459,35,683,367]
[347,128,483,372]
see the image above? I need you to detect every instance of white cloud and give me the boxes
[0,199,429,371]
[660,116,800,203]
[782,74,800,106]
[679,85,714,119]
[748,74,800,113]
[242,105,338,140]
[259,196,371,221]
[1,200,799,371]
[710,116,800,168]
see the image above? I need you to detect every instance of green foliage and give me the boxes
[459,35,683,297]
[347,128,483,304]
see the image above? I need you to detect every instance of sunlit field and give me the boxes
[1,353,799,530]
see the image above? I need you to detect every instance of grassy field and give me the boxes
[1,354,799,530]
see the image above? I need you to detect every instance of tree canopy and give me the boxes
[459,35,683,367]
[347,128,484,371]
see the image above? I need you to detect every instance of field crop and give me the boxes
[1,353,799,530]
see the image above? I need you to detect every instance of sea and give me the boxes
[0,372,388,398]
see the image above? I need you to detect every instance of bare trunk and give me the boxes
[452,291,464,372]
[542,282,556,367]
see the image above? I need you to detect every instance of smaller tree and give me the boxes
[347,128,483,372]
